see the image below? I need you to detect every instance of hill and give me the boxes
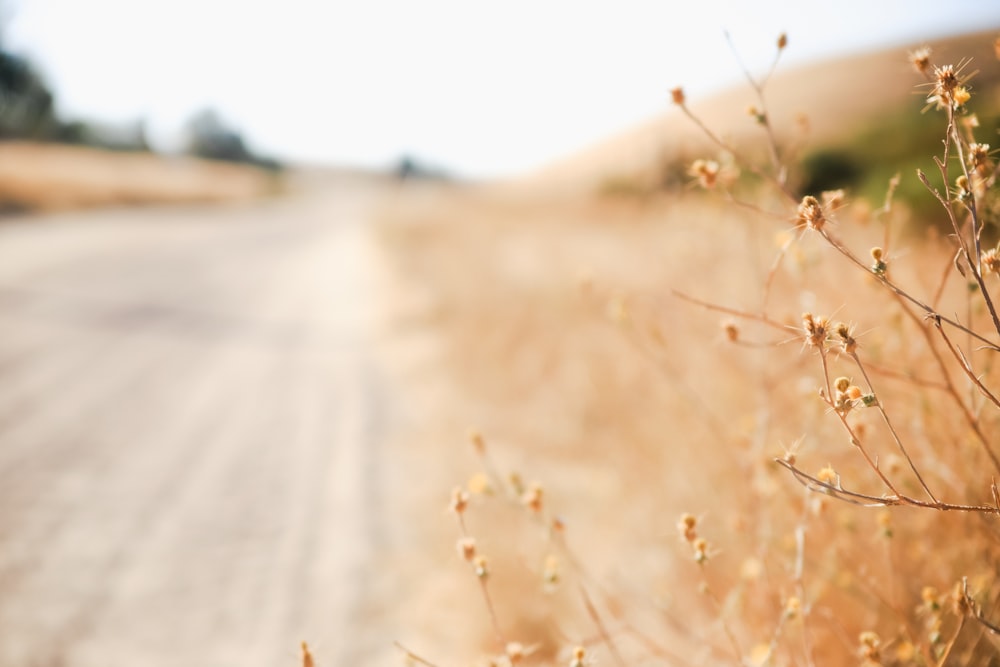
[530,28,1000,194]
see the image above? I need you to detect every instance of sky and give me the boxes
[5,1,1000,179]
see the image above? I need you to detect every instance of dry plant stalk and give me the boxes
[670,33,1000,662]
[412,32,1000,667]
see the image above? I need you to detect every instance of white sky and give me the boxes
[6,1,1000,178]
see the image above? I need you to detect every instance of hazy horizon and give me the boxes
[6,1,1000,178]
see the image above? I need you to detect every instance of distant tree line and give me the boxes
[0,16,280,170]
[0,48,60,141]
[183,109,281,171]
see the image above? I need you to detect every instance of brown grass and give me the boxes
[0,141,280,212]
[377,30,1000,667]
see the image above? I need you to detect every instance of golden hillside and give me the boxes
[531,28,1000,193]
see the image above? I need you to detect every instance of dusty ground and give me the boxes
[0,171,417,667]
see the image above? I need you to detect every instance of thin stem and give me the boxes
[393,642,446,667]
[920,142,1000,339]
[792,487,817,666]
[723,30,786,181]
[848,351,939,503]
[827,397,901,498]
[580,586,628,667]
[935,616,966,667]
[934,318,1000,412]
[675,102,796,203]
[819,227,1000,351]
[860,361,949,392]
[696,577,745,666]
[761,228,803,314]
[775,459,999,513]
[671,289,791,335]
[889,291,997,471]
[479,579,505,647]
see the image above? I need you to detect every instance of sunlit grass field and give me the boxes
[377,30,1000,667]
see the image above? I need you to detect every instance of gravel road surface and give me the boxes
[0,174,396,667]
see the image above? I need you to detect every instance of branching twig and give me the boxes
[775,458,999,513]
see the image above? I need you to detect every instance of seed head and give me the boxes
[670,86,686,106]
[678,513,698,542]
[796,195,826,230]
[747,105,767,125]
[301,641,315,667]
[777,32,788,50]
[468,428,486,454]
[859,631,881,662]
[457,537,477,561]
[722,320,739,342]
[909,46,932,75]
[869,247,887,276]
[692,537,710,563]
[468,472,493,495]
[969,143,992,173]
[506,642,525,664]
[935,64,959,94]
[835,322,858,354]
[802,312,830,348]
[955,174,971,200]
[449,487,470,514]
[922,585,941,611]
[834,376,851,393]
[543,554,560,584]
[983,247,1000,275]
[784,596,801,619]
[569,646,587,667]
[926,62,974,110]
[954,86,971,107]
[833,388,854,415]
[474,555,490,579]
[816,465,837,485]
[522,483,544,513]
[689,159,720,189]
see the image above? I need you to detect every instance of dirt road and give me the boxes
[0,173,400,667]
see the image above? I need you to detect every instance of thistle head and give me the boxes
[796,196,826,231]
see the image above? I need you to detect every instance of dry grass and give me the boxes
[377,30,1000,667]
[0,141,280,212]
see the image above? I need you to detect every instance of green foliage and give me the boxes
[0,51,58,139]
[799,97,1000,227]
[797,149,862,195]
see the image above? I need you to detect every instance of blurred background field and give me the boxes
[377,28,1000,665]
[4,2,1000,666]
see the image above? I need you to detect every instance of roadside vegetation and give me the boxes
[379,30,1000,667]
